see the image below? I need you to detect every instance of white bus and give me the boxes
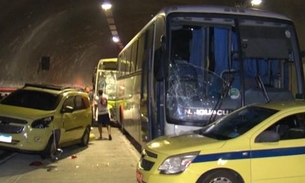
[93,58,118,122]
[115,5,305,148]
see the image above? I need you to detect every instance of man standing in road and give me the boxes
[95,89,112,140]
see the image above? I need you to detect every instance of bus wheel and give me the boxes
[198,170,242,183]
[119,106,124,132]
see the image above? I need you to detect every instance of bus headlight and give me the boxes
[158,152,199,174]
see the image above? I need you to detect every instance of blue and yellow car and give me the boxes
[137,101,305,183]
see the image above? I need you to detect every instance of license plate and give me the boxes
[0,134,12,143]
[136,170,143,183]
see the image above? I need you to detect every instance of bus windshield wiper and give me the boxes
[208,78,231,124]
[255,76,271,103]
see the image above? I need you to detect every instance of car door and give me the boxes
[250,112,305,183]
[72,95,89,139]
[61,95,78,143]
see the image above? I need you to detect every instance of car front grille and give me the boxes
[0,116,26,134]
[145,150,158,158]
[140,149,158,171]
[140,158,155,171]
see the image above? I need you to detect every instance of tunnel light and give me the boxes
[112,36,120,43]
[251,0,262,6]
[235,0,262,8]
[101,1,112,10]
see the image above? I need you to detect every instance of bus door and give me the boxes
[152,17,166,138]
[140,22,156,144]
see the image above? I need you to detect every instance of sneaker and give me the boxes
[109,135,112,141]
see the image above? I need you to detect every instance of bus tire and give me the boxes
[119,105,124,132]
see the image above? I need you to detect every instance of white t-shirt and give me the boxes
[94,94,109,115]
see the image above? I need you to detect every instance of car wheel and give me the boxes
[198,170,242,183]
[79,127,90,146]
[40,136,56,160]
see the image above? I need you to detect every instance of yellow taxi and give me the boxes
[0,83,92,159]
[137,101,305,183]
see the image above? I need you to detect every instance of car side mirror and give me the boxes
[61,105,74,113]
[255,130,280,143]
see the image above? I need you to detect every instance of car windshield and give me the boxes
[196,106,278,140]
[0,90,61,110]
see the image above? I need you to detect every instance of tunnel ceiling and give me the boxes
[0,0,304,88]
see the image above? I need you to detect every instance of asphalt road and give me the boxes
[0,127,140,183]
[0,150,17,164]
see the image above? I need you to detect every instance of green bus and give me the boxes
[116,5,305,148]
[93,58,118,122]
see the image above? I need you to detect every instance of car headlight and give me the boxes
[158,152,199,174]
[31,116,54,129]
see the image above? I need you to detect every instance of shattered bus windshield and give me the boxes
[97,70,117,100]
[166,16,298,125]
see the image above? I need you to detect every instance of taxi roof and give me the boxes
[253,101,305,111]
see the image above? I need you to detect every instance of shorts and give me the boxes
[97,113,110,126]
